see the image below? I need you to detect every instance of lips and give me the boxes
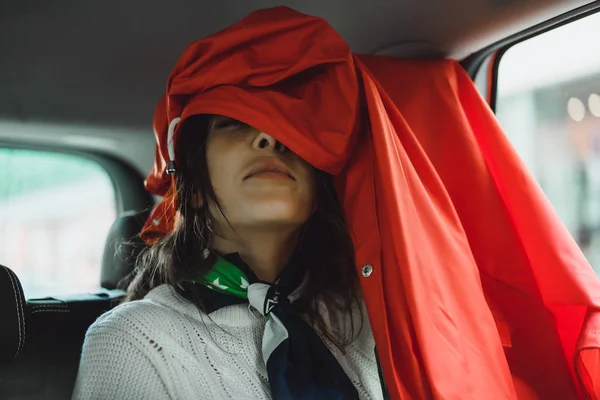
[244,158,295,180]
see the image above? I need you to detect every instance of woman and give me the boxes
[73,6,600,400]
[72,112,384,399]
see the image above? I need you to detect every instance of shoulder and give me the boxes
[87,283,260,346]
[75,285,262,400]
[80,284,205,365]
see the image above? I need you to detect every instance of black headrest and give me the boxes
[100,209,151,290]
[0,265,26,363]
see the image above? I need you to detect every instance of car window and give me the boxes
[495,12,600,272]
[0,148,117,298]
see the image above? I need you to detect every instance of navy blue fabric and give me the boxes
[194,253,359,400]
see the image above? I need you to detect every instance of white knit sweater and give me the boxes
[72,284,383,400]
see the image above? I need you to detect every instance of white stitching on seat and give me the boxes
[31,309,70,314]
[4,266,25,358]
[30,304,69,309]
[8,268,25,357]
[14,270,26,355]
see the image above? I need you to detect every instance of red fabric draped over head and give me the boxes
[142,6,600,399]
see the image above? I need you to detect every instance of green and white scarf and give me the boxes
[192,253,359,400]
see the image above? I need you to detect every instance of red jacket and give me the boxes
[142,7,600,399]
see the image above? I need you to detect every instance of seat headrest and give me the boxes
[0,265,26,363]
[101,209,151,290]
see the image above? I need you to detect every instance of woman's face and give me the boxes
[204,115,317,232]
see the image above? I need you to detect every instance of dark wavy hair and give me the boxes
[118,114,361,350]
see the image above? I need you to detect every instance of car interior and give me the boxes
[2,0,600,398]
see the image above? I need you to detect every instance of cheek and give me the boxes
[205,139,248,213]
[205,141,234,196]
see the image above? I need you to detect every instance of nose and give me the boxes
[252,131,288,154]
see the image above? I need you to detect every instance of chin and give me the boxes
[239,203,312,227]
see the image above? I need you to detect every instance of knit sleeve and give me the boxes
[72,317,171,400]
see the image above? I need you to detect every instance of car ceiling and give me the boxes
[0,0,595,174]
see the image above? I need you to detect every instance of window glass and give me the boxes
[496,12,600,272]
[0,148,117,298]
